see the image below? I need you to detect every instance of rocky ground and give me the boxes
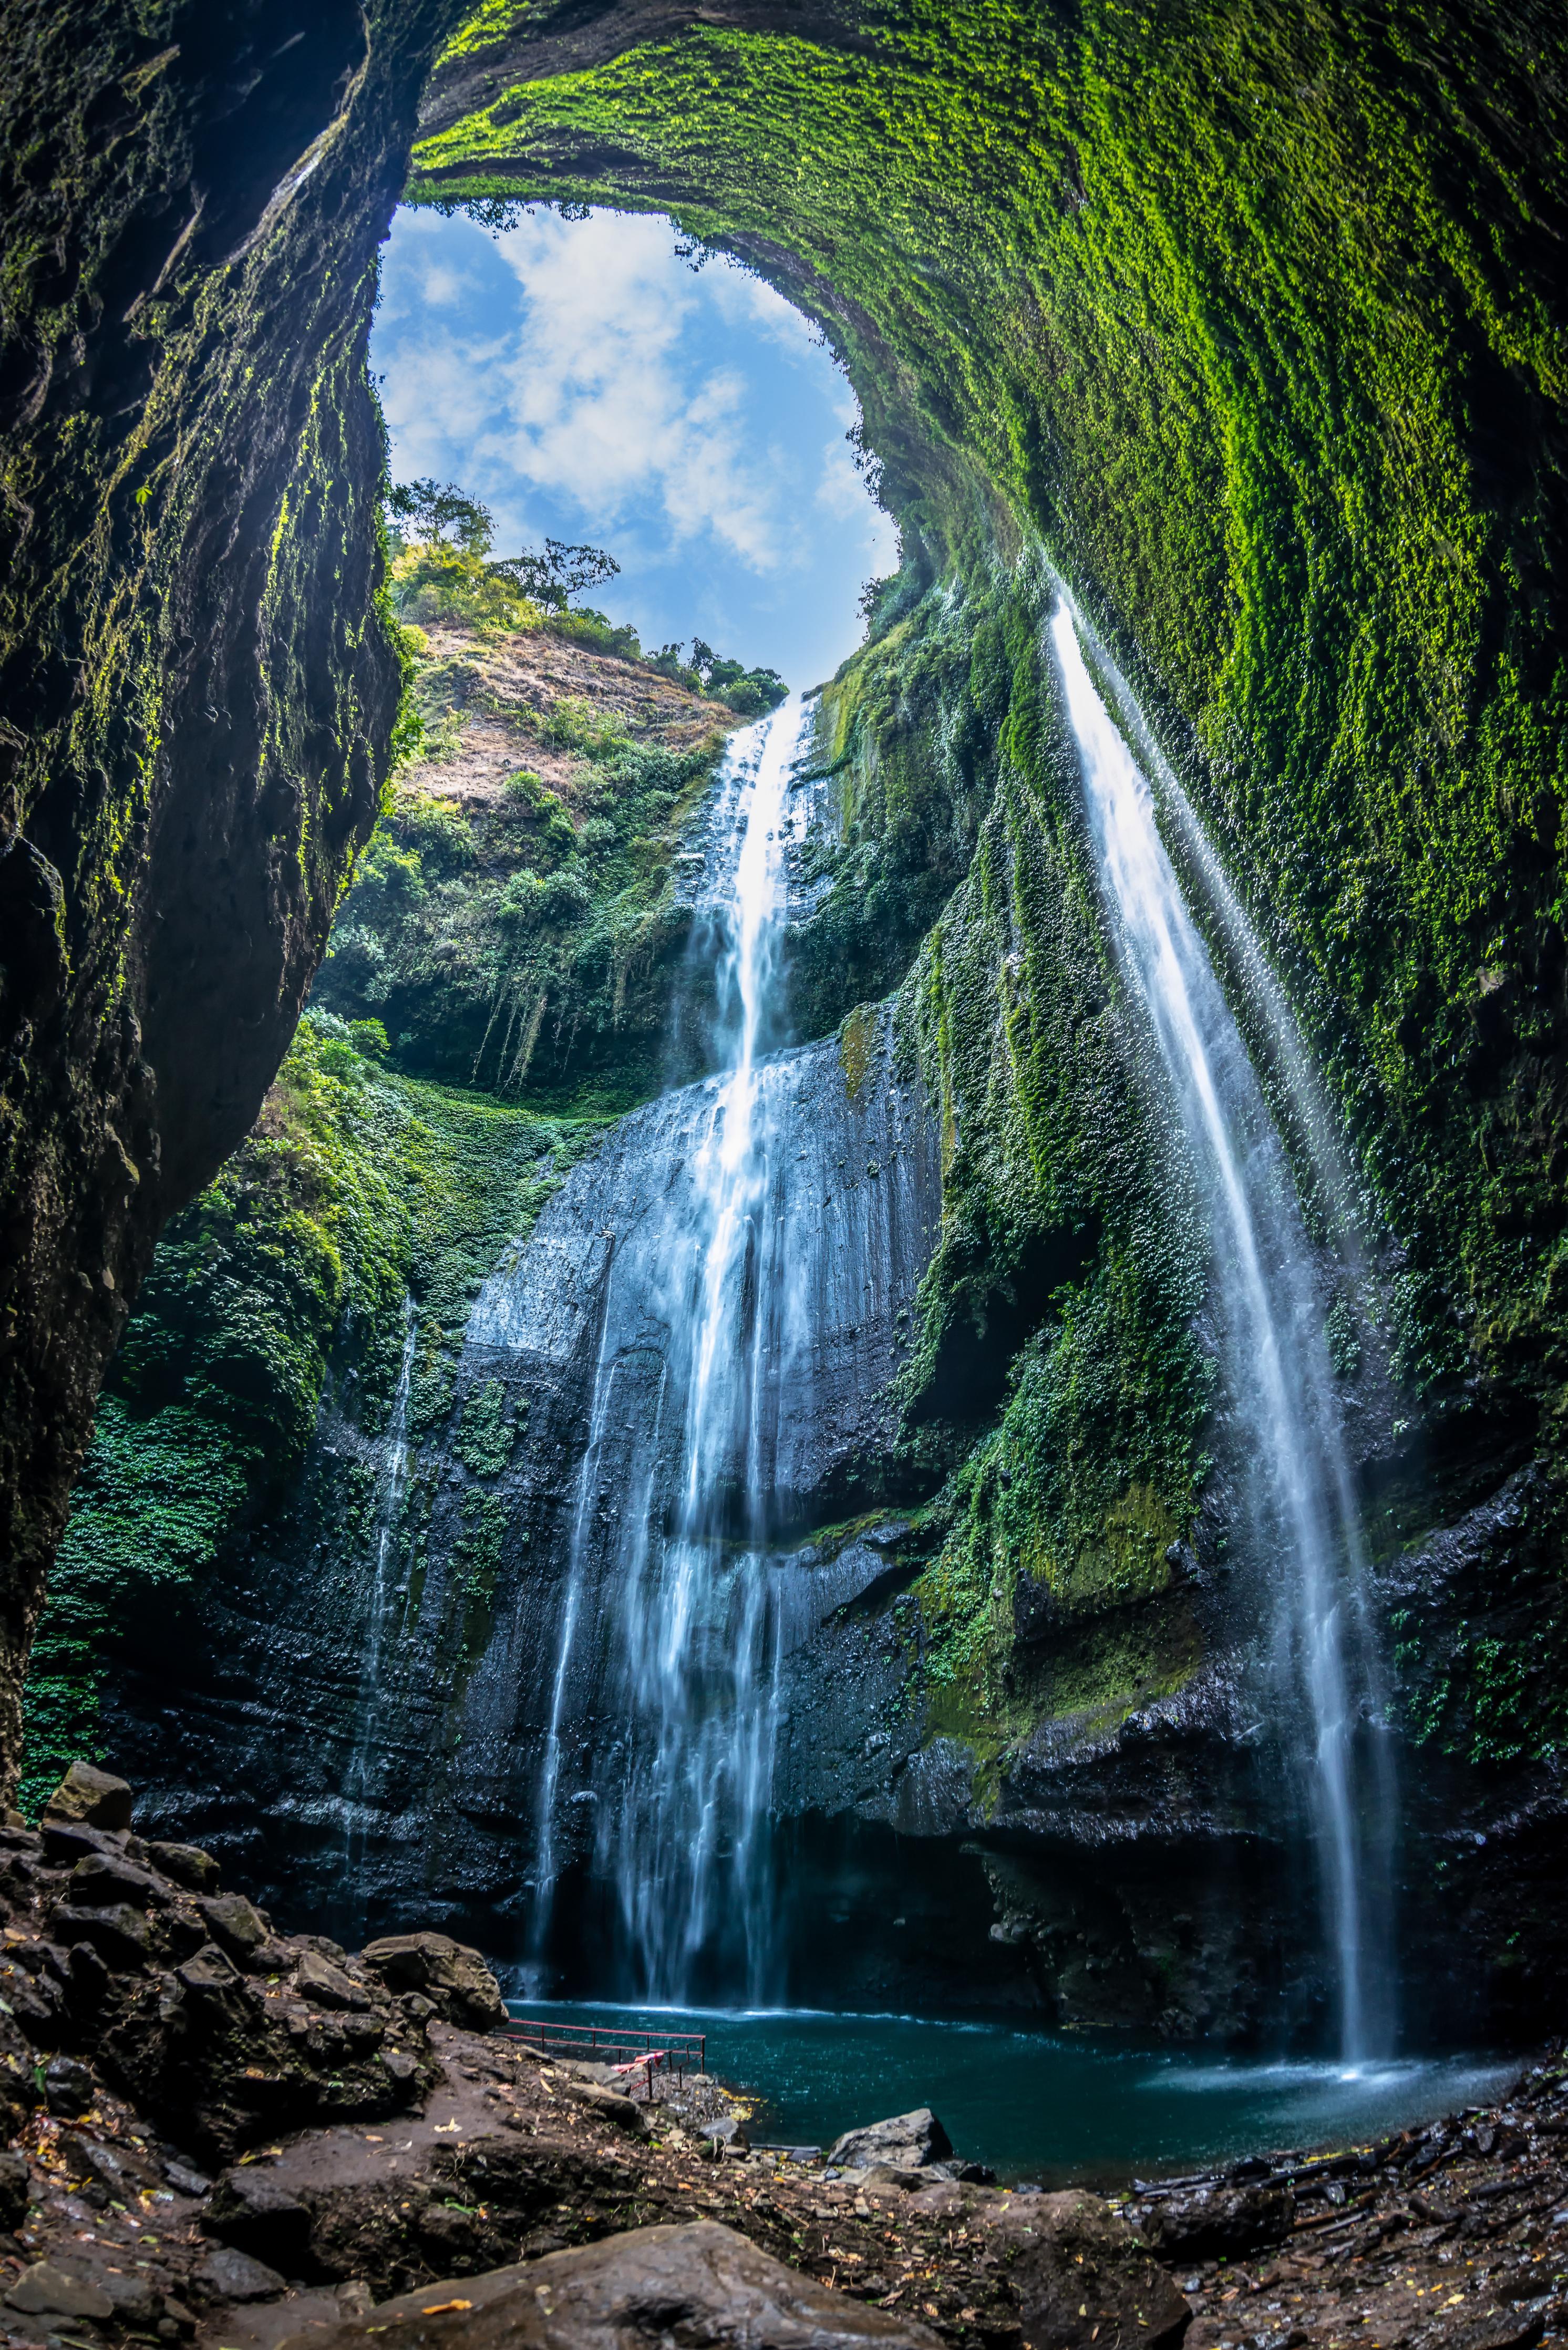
[0,1768,1563,2350]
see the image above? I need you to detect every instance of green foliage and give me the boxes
[313,632,734,1105]
[387,477,496,554]
[417,0,1568,1771]
[24,1017,596,1811]
[457,1379,518,1475]
[388,540,543,634]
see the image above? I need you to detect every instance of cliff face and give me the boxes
[6,0,1568,2040]
[0,0,454,1792]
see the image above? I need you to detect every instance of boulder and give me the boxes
[204,2165,315,2270]
[982,2187,1191,2350]
[149,1840,221,1893]
[43,2053,96,2116]
[195,2244,288,2303]
[562,2079,651,2136]
[828,2107,953,2171]
[43,1761,133,1832]
[360,1931,507,2031]
[0,2147,30,2232]
[274,2220,945,2350]
[297,1947,372,2011]
[199,1891,273,1964]
[4,2259,115,2321]
[1139,2180,1295,2259]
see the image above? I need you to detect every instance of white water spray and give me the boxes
[1048,599,1392,2061]
[529,698,810,2000]
[346,1297,417,1854]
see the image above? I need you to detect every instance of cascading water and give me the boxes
[345,1296,418,1872]
[1048,598,1395,2062]
[528,697,812,2003]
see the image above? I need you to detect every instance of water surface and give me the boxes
[507,1998,1513,2187]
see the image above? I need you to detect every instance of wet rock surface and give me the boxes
[273,2220,947,2350]
[0,1786,1562,2350]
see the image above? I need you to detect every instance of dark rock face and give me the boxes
[278,2220,948,2350]
[828,2109,953,2171]
[1139,2183,1295,2260]
[100,1012,944,1987]
[0,0,431,1793]
[0,1798,510,2159]
[986,2191,1192,2350]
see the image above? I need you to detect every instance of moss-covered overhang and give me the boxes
[410,0,1568,1418]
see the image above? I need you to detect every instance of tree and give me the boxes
[488,538,620,613]
[386,478,494,555]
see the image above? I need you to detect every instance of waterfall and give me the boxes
[346,1296,418,1867]
[1047,598,1395,2063]
[528,697,812,2002]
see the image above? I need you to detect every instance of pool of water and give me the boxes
[503,2000,1516,2186]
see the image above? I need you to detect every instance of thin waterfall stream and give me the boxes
[1048,597,1395,2062]
[527,697,812,2002]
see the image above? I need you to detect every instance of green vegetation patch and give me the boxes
[22,1016,596,1813]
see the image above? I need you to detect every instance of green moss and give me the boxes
[313,618,735,1107]
[23,1015,599,1811]
[457,1379,518,1476]
[408,0,1568,1777]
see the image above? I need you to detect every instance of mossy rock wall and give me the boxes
[0,0,457,1792]
[4,0,1566,2001]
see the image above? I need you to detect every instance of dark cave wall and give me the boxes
[0,0,461,1791]
[2,0,1566,1982]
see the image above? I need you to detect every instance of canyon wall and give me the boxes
[5,0,1567,2036]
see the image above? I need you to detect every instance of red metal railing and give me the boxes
[501,2014,706,2095]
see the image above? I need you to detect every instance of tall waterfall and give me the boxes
[529,698,813,2002]
[1048,599,1395,2062]
[346,1296,417,1877]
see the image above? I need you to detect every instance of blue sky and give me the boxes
[373,205,900,689]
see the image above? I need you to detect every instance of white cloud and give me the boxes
[376,204,895,680]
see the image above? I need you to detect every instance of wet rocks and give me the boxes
[0,1767,443,2160]
[43,1761,135,1831]
[4,2257,116,2322]
[360,1932,507,2031]
[830,2109,954,2172]
[195,2245,290,2303]
[1140,2177,1295,2259]
[982,2189,1192,2350]
[274,2219,947,2350]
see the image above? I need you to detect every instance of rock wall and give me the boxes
[5,0,1567,2045]
[93,1010,944,1986]
[0,0,452,1792]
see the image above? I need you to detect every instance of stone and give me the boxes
[983,2187,1191,2350]
[0,2146,30,2231]
[105,2269,163,2324]
[165,2160,214,2198]
[273,2220,944,2350]
[359,1932,507,2030]
[43,1762,134,1833]
[204,2165,315,2269]
[563,2080,651,2136]
[4,2259,116,2320]
[296,1947,371,2011]
[49,1898,153,1968]
[68,1850,165,1908]
[43,2054,96,2116]
[58,2128,159,2199]
[1140,2180,1295,2259]
[199,1892,272,1963]
[149,1841,221,1893]
[194,2245,288,2303]
[177,1937,241,1994]
[828,2107,954,2171]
